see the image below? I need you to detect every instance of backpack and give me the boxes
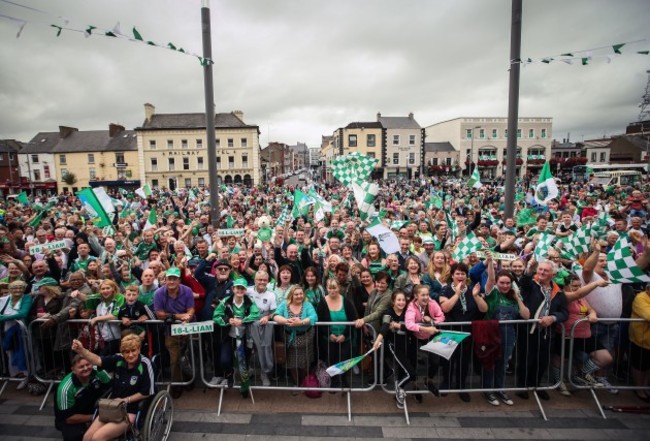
[302,373,322,398]
[471,320,502,370]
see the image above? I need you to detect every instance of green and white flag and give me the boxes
[467,168,482,189]
[330,152,378,186]
[308,188,332,222]
[420,331,470,360]
[534,161,559,206]
[452,231,483,261]
[366,219,400,254]
[326,348,375,377]
[534,232,556,261]
[291,189,316,219]
[606,235,650,284]
[276,206,290,226]
[426,191,443,209]
[351,181,378,221]
[76,188,112,227]
[390,220,409,230]
[16,191,29,205]
[571,224,592,256]
[144,209,158,231]
[135,183,152,199]
[445,210,458,242]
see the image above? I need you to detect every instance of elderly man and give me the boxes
[154,267,195,399]
[246,271,276,386]
[515,259,568,401]
[273,234,314,284]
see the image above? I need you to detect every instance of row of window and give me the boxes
[147,138,249,149]
[53,153,126,166]
[465,128,548,140]
[59,168,133,180]
[149,155,249,172]
[391,152,418,165]
[0,153,16,161]
[347,133,419,147]
[591,152,608,162]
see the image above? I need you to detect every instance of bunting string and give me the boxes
[513,37,650,66]
[0,0,213,66]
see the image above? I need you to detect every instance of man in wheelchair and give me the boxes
[55,354,113,441]
[68,333,156,441]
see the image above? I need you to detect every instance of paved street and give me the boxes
[2,387,649,440]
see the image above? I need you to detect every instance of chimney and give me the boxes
[232,110,244,122]
[59,126,78,139]
[109,123,125,137]
[376,112,381,121]
[144,103,155,123]
[408,112,414,119]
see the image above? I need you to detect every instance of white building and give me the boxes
[425,117,553,179]
[377,112,424,179]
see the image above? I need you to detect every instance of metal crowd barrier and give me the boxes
[379,319,565,423]
[0,320,32,399]
[567,317,648,419]
[198,321,377,420]
[27,318,196,410]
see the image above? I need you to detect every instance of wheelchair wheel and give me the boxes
[142,390,174,441]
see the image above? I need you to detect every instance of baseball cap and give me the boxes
[166,267,181,278]
[215,258,231,268]
[232,278,247,288]
[34,277,59,288]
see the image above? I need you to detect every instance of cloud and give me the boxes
[0,0,648,148]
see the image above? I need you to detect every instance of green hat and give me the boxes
[34,277,59,288]
[232,278,247,288]
[166,267,181,278]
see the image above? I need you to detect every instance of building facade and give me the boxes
[18,133,58,195]
[423,142,460,176]
[0,139,22,196]
[425,117,553,179]
[378,113,424,179]
[136,104,261,189]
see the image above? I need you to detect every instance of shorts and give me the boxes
[630,342,650,372]
[591,322,619,354]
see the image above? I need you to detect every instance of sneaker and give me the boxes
[497,392,514,406]
[596,376,619,394]
[557,382,571,396]
[484,392,500,406]
[260,372,271,387]
[16,377,28,391]
[395,388,405,409]
[209,376,225,386]
[572,374,602,387]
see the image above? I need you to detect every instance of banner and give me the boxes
[419,331,470,360]
[171,320,214,336]
[475,251,517,261]
[218,228,245,237]
[29,240,69,255]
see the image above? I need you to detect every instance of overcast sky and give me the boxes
[1,0,648,148]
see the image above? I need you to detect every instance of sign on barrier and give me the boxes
[218,228,245,237]
[475,251,517,261]
[171,320,214,336]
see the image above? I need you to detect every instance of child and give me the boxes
[117,285,148,343]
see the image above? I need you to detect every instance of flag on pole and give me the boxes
[445,210,458,242]
[144,209,158,231]
[309,188,332,222]
[534,232,556,261]
[276,206,290,227]
[516,207,537,227]
[16,191,29,205]
[606,235,650,284]
[426,191,443,209]
[76,188,112,227]
[534,161,559,205]
[351,181,378,221]
[291,189,316,219]
[366,219,400,254]
[452,231,483,261]
[467,168,482,189]
[135,183,152,199]
[330,153,378,186]
[326,348,375,377]
[92,187,116,216]
[419,331,470,360]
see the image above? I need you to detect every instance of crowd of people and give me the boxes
[1,174,650,439]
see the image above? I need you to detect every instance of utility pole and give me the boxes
[504,0,522,219]
[201,0,219,228]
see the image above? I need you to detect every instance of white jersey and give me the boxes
[246,287,277,316]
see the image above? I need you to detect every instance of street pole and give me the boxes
[201,0,219,228]
[470,130,474,176]
[504,0,522,219]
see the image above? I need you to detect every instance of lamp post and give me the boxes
[469,126,481,175]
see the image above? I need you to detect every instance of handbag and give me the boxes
[97,398,127,423]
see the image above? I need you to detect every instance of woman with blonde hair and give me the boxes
[422,251,451,301]
[71,333,154,441]
[86,280,125,356]
[273,285,318,387]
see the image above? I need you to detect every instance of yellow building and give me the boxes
[330,122,384,179]
[51,124,141,193]
[136,103,261,190]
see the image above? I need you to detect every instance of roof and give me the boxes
[618,134,650,150]
[583,138,612,149]
[424,142,456,153]
[137,112,258,130]
[0,139,22,153]
[377,115,421,129]
[344,122,383,130]
[105,130,138,151]
[22,132,60,154]
[52,130,111,153]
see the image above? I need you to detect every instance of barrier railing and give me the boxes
[567,317,648,419]
[198,321,377,420]
[379,319,565,423]
[0,319,31,400]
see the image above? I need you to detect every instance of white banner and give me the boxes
[29,240,68,255]
[171,320,214,336]
[218,228,245,237]
[475,251,517,261]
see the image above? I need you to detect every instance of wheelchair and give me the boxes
[129,389,174,441]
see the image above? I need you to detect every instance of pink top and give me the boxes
[560,298,591,339]
[405,300,445,341]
